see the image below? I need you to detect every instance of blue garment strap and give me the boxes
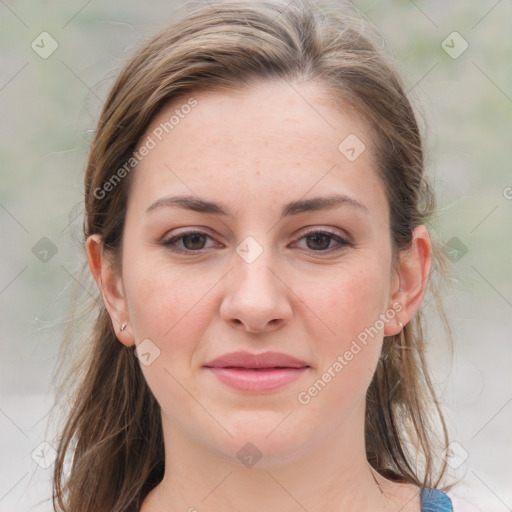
[421,487,453,512]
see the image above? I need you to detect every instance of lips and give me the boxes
[203,350,309,370]
[203,351,310,392]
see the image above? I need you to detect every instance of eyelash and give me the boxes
[160,229,351,255]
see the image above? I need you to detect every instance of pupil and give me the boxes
[307,234,330,250]
[181,233,331,251]
[183,233,206,250]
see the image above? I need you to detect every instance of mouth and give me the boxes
[204,366,309,392]
[203,351,310,392]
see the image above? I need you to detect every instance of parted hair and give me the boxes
[52,1,451,511]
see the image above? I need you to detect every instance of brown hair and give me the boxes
[52,0,451,510]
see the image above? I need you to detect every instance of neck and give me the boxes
[142,402,401,512]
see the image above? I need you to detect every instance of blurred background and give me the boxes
[1,0,511,510]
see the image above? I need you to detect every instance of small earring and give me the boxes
[397,321,404,332]
[120,322,127,332]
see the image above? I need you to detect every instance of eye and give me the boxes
[161,228,351,254]
[293,229,351,253]
[161,230,218,252]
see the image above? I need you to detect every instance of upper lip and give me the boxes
[203,351,309,369]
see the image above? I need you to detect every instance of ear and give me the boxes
[384,225,432,336]
[86,234,135,346]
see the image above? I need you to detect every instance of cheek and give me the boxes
[124,255,218,349]
[294,260,390,407]
[123,262,220,407]
[301,261,391,350]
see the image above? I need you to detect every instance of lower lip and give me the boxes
[205,367,309,392]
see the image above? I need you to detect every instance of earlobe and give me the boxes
[85,234,135,346]
[384,225,432,336]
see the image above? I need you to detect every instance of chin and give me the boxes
[206,417,316,469]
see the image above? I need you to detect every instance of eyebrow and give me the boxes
[145,193,368,218]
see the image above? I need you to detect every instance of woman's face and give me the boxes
[102,80,408,465]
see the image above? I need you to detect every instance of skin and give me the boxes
[87,79,432,512]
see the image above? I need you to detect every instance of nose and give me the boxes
[219,251,292,334]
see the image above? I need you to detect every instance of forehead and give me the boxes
[129,79,386,217]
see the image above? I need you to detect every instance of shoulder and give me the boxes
[421,488,454,512]
[376,478,452,512]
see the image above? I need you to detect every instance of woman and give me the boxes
[52,0,454,510]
